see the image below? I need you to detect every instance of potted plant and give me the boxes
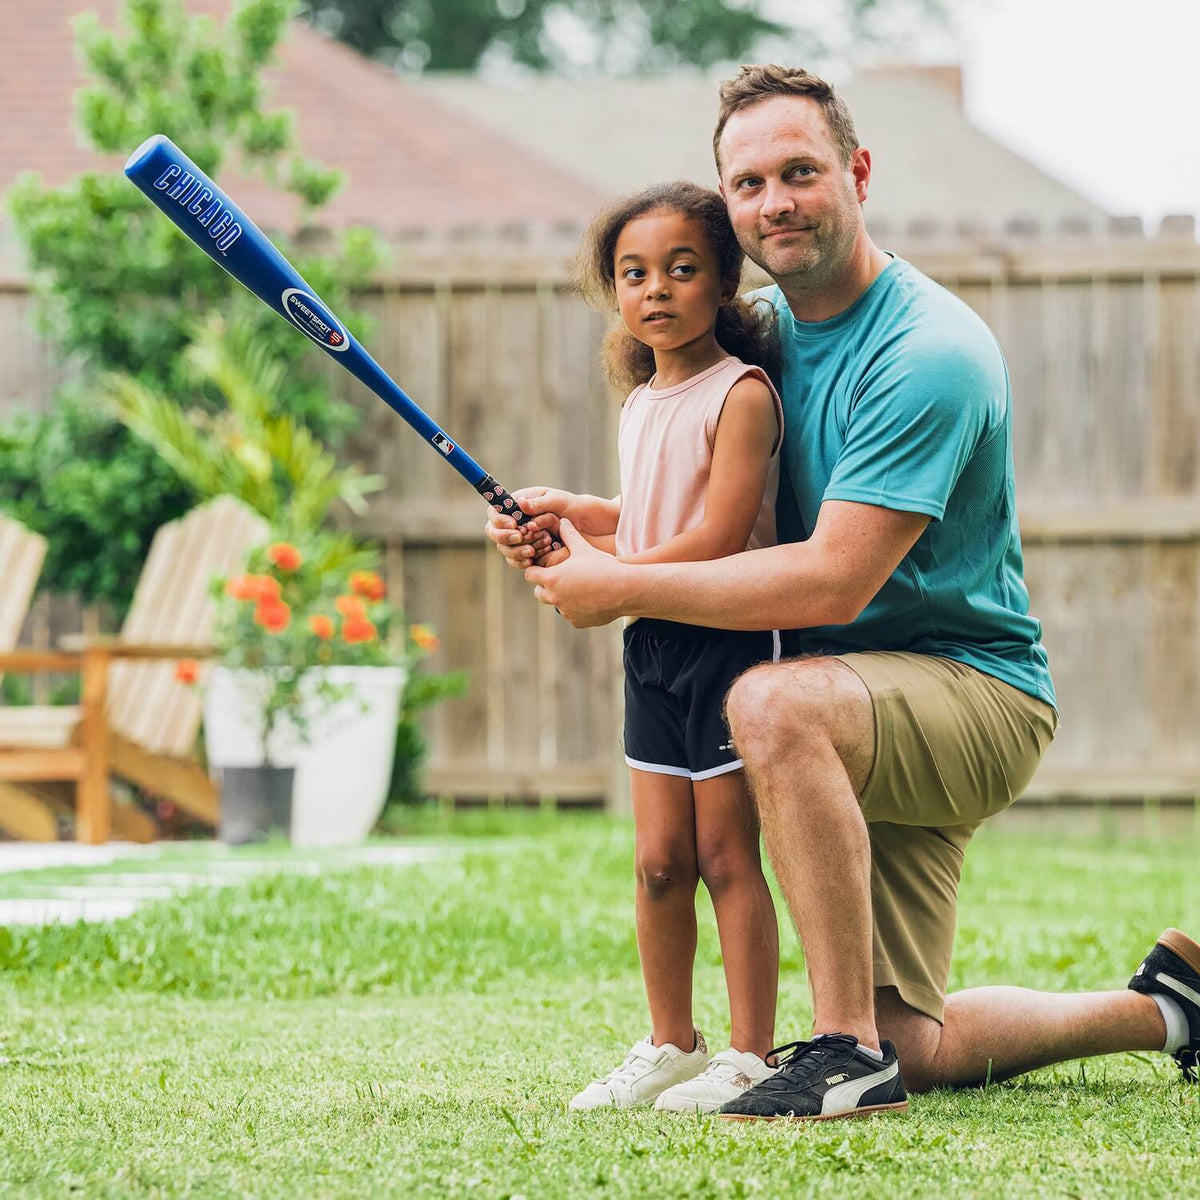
[181,533,435,845]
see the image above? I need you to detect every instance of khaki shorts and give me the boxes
[834,651,1058,1023]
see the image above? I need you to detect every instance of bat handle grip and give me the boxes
[477,475,564,554]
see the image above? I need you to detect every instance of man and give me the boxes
[486,65,1200,1120]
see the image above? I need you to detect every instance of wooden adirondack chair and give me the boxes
[0,496,268,843]
[0,513,46,681]
[0,514,55,840]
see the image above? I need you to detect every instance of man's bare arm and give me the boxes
[525,500,930,630]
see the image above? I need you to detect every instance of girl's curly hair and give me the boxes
[572,180,779,395]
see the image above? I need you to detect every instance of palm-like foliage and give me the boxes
[103,314,383,537]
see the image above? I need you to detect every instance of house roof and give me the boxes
[0,0,605,258]
[419,66,1111,237]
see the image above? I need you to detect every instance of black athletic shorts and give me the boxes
[622,618,781,781]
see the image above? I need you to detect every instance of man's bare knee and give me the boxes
[725,661,829,753]
[724,658,875,792]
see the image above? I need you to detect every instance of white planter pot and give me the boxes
[204,665,408,847]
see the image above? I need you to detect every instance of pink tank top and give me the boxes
[615,356,784,560]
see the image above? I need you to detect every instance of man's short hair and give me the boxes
[714,65,860,171]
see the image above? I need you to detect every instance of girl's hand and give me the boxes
[514,489,619,537]
[485,489,618,568]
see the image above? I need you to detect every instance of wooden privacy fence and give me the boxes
[3,232,1200,807]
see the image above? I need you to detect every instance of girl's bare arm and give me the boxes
[620,377,779,565]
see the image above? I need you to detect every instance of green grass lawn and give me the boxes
[0,813,1197,1198]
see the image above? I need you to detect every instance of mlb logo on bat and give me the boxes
[432,433,455,456]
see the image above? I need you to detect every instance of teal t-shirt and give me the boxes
[756,257,1056,708]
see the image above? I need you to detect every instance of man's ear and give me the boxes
[851,146,872,204]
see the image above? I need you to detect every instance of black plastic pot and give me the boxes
[218,765,294,845]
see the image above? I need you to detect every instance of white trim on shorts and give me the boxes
[624,754,746,781]
[622,629,782,784]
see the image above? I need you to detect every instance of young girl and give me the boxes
[493,181,783,1114]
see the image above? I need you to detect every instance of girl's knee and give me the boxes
[697,846,763,897]
[636,843,698,900]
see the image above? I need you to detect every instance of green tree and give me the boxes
[296,0,943,74]
[103,314,383,538]
[3,0,380,610]
[298,0,786,71]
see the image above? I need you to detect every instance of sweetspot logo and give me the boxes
[280,288,350,352]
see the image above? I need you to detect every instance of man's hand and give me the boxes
[524,519,632,627]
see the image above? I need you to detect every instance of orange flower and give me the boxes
[342,616,377,644]
[174,659,200,685]
[308,614,334,640]
[349,570,386,602]
[267,542,302,572]
[335,594,366,618]
[409,623,440,653]
[254,599,291,633]
[226,573,280,602]
[225,574,256,601]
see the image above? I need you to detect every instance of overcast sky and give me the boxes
[746,0,1195,227]
[929,0,1195,225]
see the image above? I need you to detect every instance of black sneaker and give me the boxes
[717,1034,908,1122]
[1128,927,1200,1081]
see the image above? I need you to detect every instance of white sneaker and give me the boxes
[569,1029,709,1111]
[654,1047,777,1113]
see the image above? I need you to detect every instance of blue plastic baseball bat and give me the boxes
[124,134,559,549]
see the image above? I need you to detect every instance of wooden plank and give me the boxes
[0,750,86,780]
[77,648,112,845]
[535,283,561,772]
[1018,500,1200,542]
[1023,768,1200,800]
[1148,543,1200,768]
[424,761,609,800]
[440,546,489,765]
[109,799,159,844]
[1052,280,1100,498]
[114,503,211,753]
[490,288,543,771]
[0,705,80,749]
[57,638,214,659]
[1029,542,1152,776]
[356,499,491,542]
[902,240,1200,284]
[1153,278,1200,495]
[109,496,266,757]
[1006,280,1054,499]
[107,733,219,826]
[0,781,58,841]
[0,515,46,663]
[1094,277,1150,500]
[399,544,453,769]
[446,288,492,503]
[0,652,81,672]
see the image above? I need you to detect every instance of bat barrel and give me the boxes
[124,135,494,489]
